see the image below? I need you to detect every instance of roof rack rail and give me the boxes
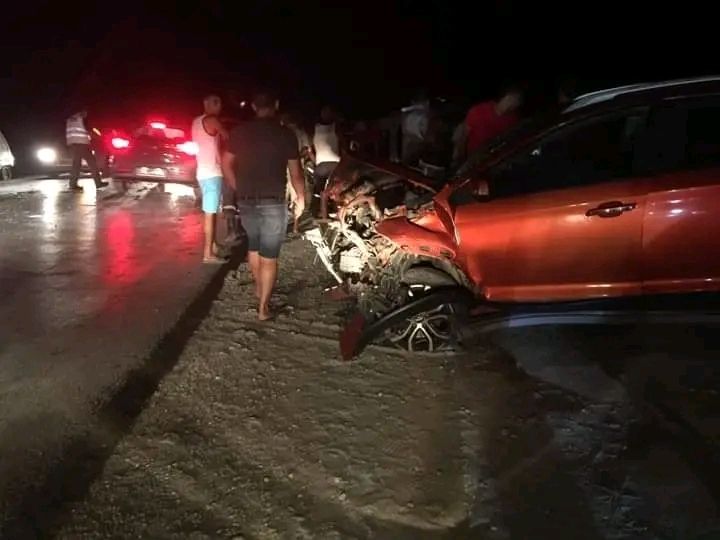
[565,76,720,113]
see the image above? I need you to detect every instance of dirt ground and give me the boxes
[58,238,719,539]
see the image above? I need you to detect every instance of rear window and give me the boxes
[133,126,186,139]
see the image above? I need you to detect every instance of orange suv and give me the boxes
[342,77,720,358]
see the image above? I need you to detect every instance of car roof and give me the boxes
[564,76,720,114]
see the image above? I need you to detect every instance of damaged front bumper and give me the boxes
[304,226,343,284]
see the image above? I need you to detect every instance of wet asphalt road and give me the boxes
[0,177,221,532]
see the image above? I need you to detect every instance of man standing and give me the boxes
[223,92,305,321]
[281,112,313,233]
[66,109,108,191]
[311,105,342,215]
[465,86,523,155]
[400,91,430,166]
[192,94,228,264]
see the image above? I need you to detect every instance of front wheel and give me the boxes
[344,283,473,359]
[1,166,12,181]
[382,301,460,353]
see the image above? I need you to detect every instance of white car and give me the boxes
[0,129,14,180]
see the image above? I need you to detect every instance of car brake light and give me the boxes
[176,141,199,156]
[111,137,130,149]
[149,121,167,129]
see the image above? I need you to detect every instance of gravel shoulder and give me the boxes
[58,239,720,540]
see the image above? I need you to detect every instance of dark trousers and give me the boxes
[311,161,337,216]
[222,182,240,236]
[69,144,102,187]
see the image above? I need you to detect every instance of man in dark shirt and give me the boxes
[222,92,305,321]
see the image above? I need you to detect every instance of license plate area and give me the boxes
[135,167,166,178]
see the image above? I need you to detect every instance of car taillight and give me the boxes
[111,137,130,149]
[176,141,199,156]
[149,121,167,129]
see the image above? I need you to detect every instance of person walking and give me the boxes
[192,94,228,264]
[222,92,305,320]
[66,109,108,191]
[400,91,430,166]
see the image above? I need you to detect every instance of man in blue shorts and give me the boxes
[222,92,305,320]
[192,94,228,263]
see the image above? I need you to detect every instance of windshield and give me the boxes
[454,112,561,179]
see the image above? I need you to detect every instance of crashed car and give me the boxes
[304,153,443,289]
[308,76,720,359]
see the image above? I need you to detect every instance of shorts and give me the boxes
[198,176,222,214]
[237,200,288,258]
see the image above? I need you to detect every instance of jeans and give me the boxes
[236,200,288,258]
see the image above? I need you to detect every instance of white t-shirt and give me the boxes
[191,114,222,180]
[401,103,429,140]
[313,123,340,164]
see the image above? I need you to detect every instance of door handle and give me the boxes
[586,201,637,218]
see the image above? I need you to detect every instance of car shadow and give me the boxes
[485,324,720,539]
[446,343,607,540]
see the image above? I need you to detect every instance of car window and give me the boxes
[636,98,720,174]
[133,127,185,139]
[487,110,646,198]
[454,113,559,178]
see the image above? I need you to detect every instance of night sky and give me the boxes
[1,0,718,162]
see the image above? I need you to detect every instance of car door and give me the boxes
[452,108,650,303]
[637,98,720,294]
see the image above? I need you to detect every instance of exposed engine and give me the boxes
[304,154,473,358]
[305,163,437,305]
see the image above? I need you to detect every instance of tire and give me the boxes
[1,166,11,181]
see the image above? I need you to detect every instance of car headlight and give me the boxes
[37,147,58,164]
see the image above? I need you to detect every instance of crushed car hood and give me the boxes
[323,153,440,204]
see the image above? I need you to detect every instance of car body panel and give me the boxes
[452,178,648,302]
[642,169,720,294]
[375,214,456,260]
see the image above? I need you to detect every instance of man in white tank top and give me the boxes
[192,95,228,264]
[311,105,342,215]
